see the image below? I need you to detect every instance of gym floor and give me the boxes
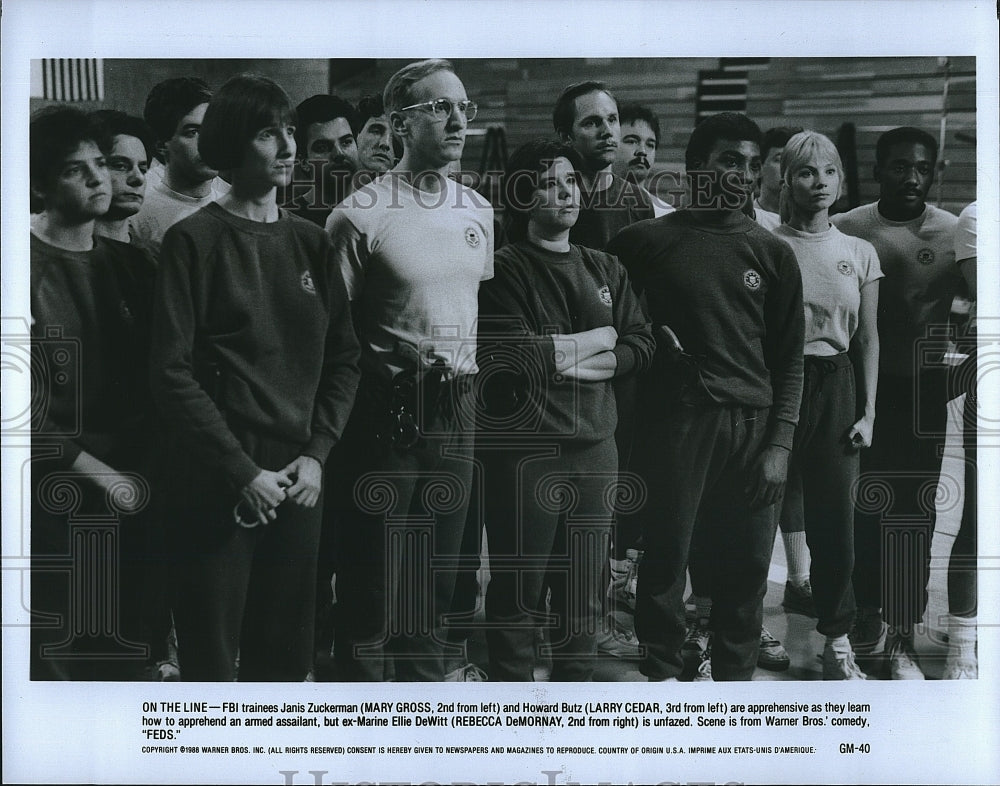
[464,394,967,682]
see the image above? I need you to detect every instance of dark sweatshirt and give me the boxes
[607,210,804,449]
[30,233,156,471]
[570,173,654,251]
[150,202,361,489]
[478,240,654,443]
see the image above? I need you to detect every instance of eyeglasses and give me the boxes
[399,98,478,122]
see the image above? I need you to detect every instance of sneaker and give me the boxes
[822,643,867,680]
[596,618,641,660]
[757,627,791,671]
[942,655,978,680]
[849,607,888,655]
[444,663,489,682]
[782,580,817,618]
[681,618,712,670]
[155,660,181,682]
[887,633,925,680]
[693,650,713,682]
[608,549,641,612]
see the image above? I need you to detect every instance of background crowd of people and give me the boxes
[28,58,977,684]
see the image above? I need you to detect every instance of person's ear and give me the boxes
[29,179,48,206]
[157,140,169,164]
[557,129,573,145]
[390,111,408,138]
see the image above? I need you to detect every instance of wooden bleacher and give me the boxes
[332,56,977,214]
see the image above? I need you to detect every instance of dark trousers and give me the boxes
[167,432,321,682]
[779,354,858,637]
[484,438,617,681]
[443,454,485,660]
[29,454,155,681]
[853,369,947,634]
[949,350,977,618]
[634,405,778,681]
[331,376,475,681]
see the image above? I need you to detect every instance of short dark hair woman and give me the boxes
[150,74,360,681]
[479,139,654,680]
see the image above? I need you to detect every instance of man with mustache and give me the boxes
[613,103,675,217]
[284,94,360,227]
[833,126,961,679]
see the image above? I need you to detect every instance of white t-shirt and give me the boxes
[131,177,229,255]
[833,202,959,377]
[646,187,676,218]
[954,201,977,263]
[753,199,781,231]
[326,173,494,380]
[774,223,883,356]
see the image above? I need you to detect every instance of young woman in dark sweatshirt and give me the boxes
[478,139,654,680]
[150,74,360,681]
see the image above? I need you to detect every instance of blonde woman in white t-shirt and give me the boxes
[773,131,883,679]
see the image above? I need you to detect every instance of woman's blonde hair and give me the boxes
[778,130,844,222]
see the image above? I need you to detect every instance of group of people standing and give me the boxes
[28,58,976,684]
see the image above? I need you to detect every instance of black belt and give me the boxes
[803,353,852,374]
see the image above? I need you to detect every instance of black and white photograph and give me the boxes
[3,1,998,784]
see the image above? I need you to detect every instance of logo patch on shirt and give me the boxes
[837,261,854,276]
[743,269,761,291]
[917,248,935,265]
[599,285,613,306]
[464,227,481,248]
[300,270,316,294]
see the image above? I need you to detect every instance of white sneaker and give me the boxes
[887,634,925,680]
[693,653,713,682]
[596,618,641,660]
[444,663,489,682]
[822,643,867,680]
[608,549,641,611]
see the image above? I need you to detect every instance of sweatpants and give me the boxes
[634,405,778,681]
[167,430,321,682]
[779,354,858,637]
[484,438,617,681]
[949,349,977,618]
[331,374,475,681]
[29,452,155,681]
[853,369,947,634]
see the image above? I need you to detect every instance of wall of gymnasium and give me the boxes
[30,56,976,215]
[331,56,975,215]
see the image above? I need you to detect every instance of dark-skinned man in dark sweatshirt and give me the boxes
[607,112,804,682]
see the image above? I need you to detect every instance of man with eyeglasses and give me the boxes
[325,59,493,682]
[833,126,961,679]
